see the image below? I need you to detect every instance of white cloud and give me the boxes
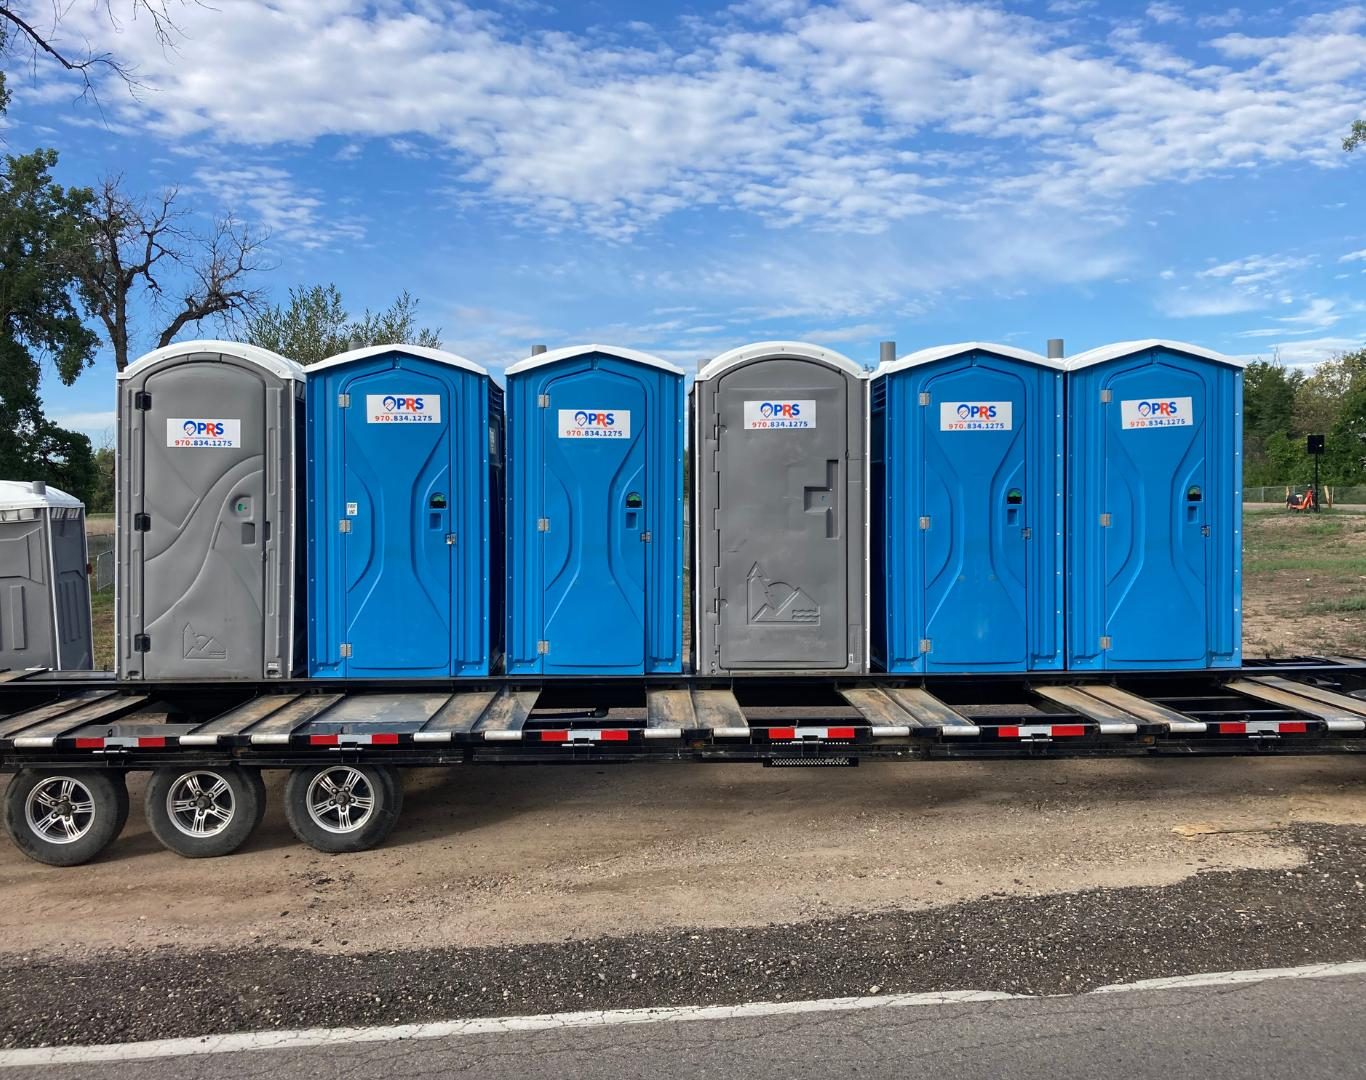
[1196,8,1243,30]
[18,0,1366,239]
[1264,336,1364,367]
[1197,254,1313,287]
[1340,248,1366,262]
[193,163,365,249]
[1146,3,1186,25]
[50,411,116,439]
[1161,290,1265,318]
[1276,297,1342,329]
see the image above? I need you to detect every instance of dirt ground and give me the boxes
[2,756,1365,958]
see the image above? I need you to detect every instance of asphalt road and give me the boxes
[13,972,1366,1080]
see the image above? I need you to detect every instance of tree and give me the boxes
[1242,358,1301,482]
[1,2,190,95]
[1346,120,1366,152]
[1293,350,1366,438]
[246,284,442,366]
[88,445,116,514]
[76,177,268,371]
[0,144,103,504]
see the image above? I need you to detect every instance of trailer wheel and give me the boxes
[144,767,264,859]
[4,770,129,867]
[283,764,403,854]
[247,770,269,830]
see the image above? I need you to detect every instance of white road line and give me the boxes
[4,960,1365,1069]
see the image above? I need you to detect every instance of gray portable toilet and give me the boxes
[691,341,868,673]
[116,341,305,680]
[0,481,93,671]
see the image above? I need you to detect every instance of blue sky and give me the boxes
[6,0,1366,444]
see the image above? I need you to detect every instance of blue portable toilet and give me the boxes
[871,342,1064,672]
[307,344,504,678]
[1066,339,1243,670]
[505,344,684,675]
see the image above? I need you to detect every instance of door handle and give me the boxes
[240,523,256,545]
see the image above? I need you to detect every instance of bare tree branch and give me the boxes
[156,214,269,348]
[0,1,197,96]
[75,177,270,370]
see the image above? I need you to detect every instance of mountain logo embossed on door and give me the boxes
[746,563,819,624]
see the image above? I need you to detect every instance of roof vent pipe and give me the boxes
[879,341,896,366]
[1047,338,1065,360]
[531,344,547,356]
[32,481,45,496]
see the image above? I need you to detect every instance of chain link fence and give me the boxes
[88,534,115,591]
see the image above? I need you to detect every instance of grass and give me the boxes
[90,585,114,671]
[1305,596,1366,615]
[1242,509,1366,657]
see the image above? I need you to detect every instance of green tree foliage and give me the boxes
[1242,359,1302,483]
[245,284,442,366]
[87,446,116,514]
[0,144,102,503]
[1245,349,1366,490]
[1346,119,1366,152]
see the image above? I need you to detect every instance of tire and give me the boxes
[144,766,264,859]
[283,764,403,854]
[4,770,129,867]
[246,770,269,831]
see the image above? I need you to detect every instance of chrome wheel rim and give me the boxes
[25,776,96,845]
[166,772,235,838]
[305,767,376,834]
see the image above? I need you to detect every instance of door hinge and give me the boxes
[1201,524,1211,537]
[918,391,931,406]
[1100,389,1113,403]
[133,513,151,532]
[537,640,550,655]
[537,393,550,408]
[641,531,652,543]
[446,533,457,545]
[339,519,351,533]
[340,643,352,658]
[919,515,931,530]
[919,638,932,654]
[1100,635,1112,650]
[1022,526,1033,540]
[537,517,550,532]
[134,391,152,410]
[133,634,151,653]
[337,393,350,408]
[1100,513,1111,527]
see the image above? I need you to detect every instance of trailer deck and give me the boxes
[3,660,1362,866]
[2,658,1364,768]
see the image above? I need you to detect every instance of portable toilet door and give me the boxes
[1066,339,1243,670]
[692,342,867,673]
[871,343,1064,673]
[306,345,503,678]
[117,341,305,680]
[505,344,684,675]
[0,481,93,671]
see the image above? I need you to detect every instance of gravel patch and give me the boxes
[3,822,1366,1049]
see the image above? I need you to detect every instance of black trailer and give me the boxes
[1,659,1364,865]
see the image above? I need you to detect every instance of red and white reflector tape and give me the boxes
[308,732,401,747]
[537,729,632,744]
[997,723,1088,739]
[767,726,858,742]
[1216,720,1310,735]
[16,734,172,750]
